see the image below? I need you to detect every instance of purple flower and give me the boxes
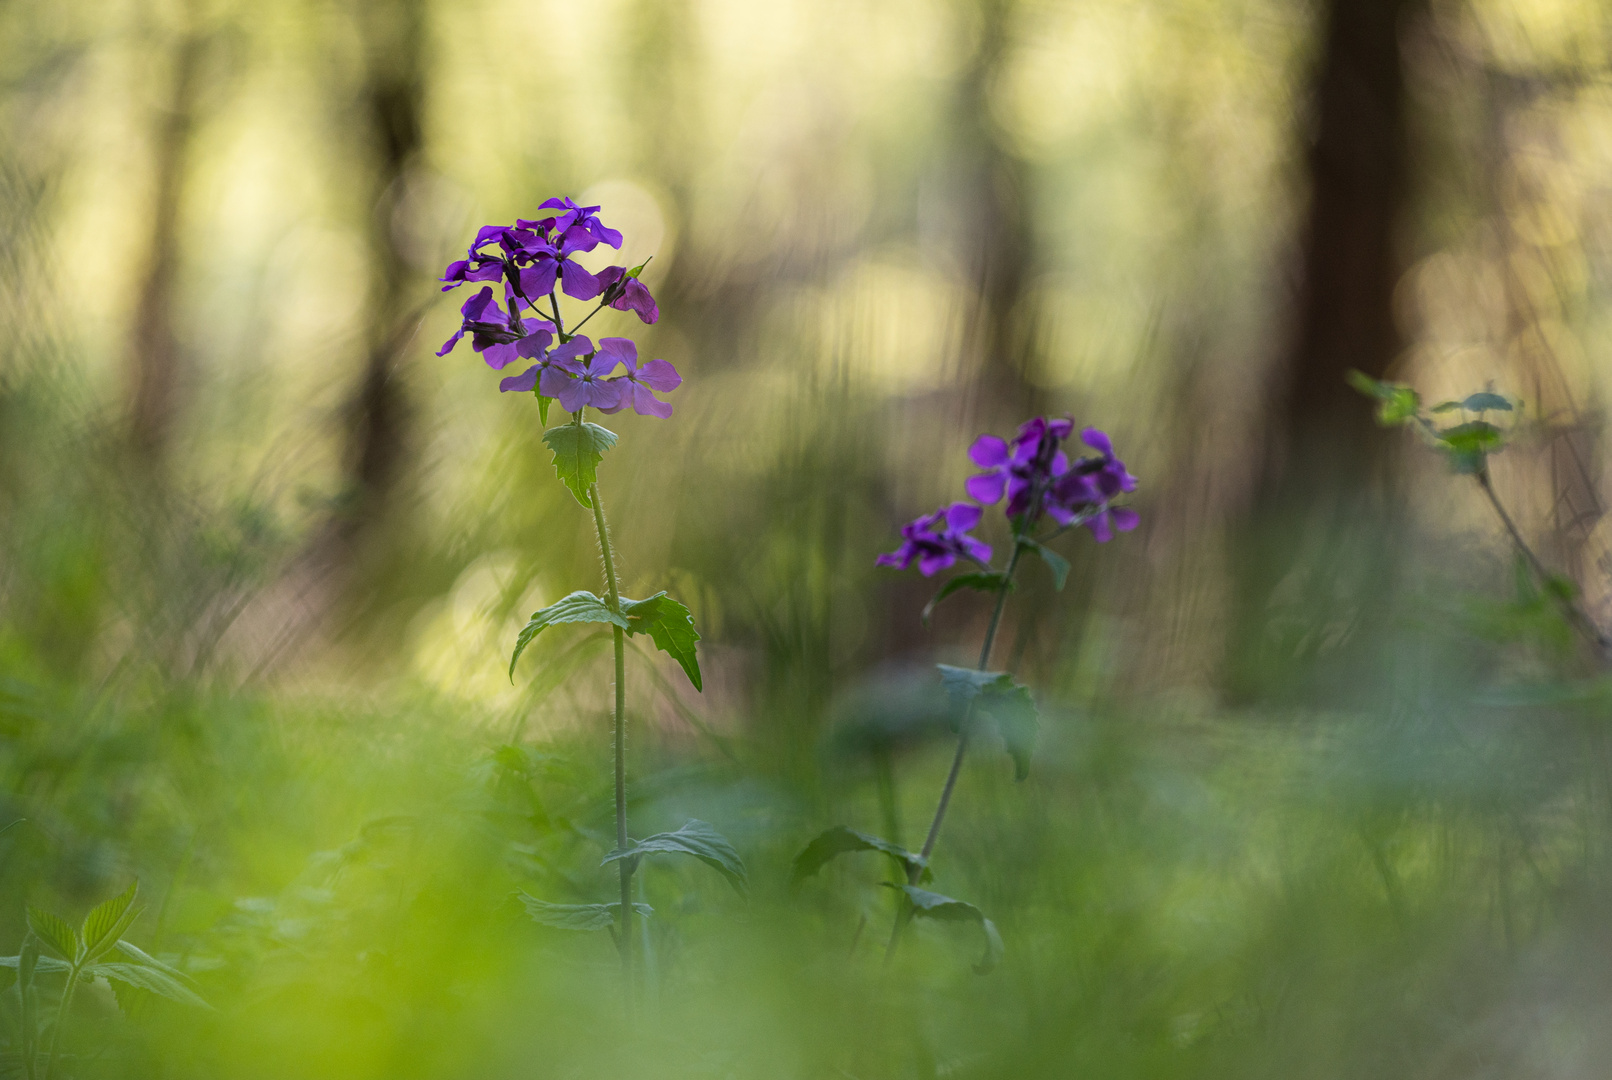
[965,417,1073,518]
[537,336,624,413]
[876,503,993,576]
[535,197,624,250]
[436,286,554,369]
[593,338,681,418]
[497,329,580,393]
[594,266,660,324]
[1046,427,1140,540]
[513,232,603,302]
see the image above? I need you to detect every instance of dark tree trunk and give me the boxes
[1227,0,1424,701]
[127,31,205,465]
[340,0,426,541]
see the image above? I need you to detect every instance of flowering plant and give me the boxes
[794,416,1138,971]
[440,198,744,986]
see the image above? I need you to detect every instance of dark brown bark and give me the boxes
[127,31,205,465]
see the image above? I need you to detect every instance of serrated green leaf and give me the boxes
[516,893,653,931]
[27,906,79,962]
[922,572,1011,626]
[934,666,1040,780]
[80,881,139,963]
[110,939,192,983]
[886,884,1004,974]
[1019,539,1070,590]
[89,962,212,1009]
[790,825,928,884]
[541,421,618,508]
[510,591,629,680]
[603,819,747,893]
[620,592,702,691]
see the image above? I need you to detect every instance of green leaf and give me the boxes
[510,591,629,680]
[541,421,618,508]
[1460,391,1513,413]
[1346,371,1420,425]
[516,893,653,931]
[89,962,212,1009]
[620,592,702,691]
[110,939,192,983]
[0,952,69,973]
[27,906,80,963]
[80,881,140,964]
[923,572,1012,626]
[886,884,1005,974]
[790,825,928,884]
[1437,420,1504,474]
[536,394,552,425]
[1019,539,1070,590]
[603,819,747,893]
[1430,401,1462,413]
[935,665,1040,780]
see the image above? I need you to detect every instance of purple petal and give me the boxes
[519,261,557,298]
[1051,451,1069,477]
[945,502,981,533]
[960,536,993,563]
[550,337,593,363]
[636,358,681,392]
[482,341,520,370]
[1086,511,1113,543]
[1111,506,1139,532]
[1046,504,1076,526]
[436,328,464,357]
[584,350,622,379]
[596,337,638,369]
[588,219,624,248]
[538,197,570,211]
[1047,417,1074,441]
[969,434,1009,468]
[559,259,601,300]
[917,551,955,577]
[499,365,540,393]
[554,377,588,413]
[583,378,623,410]
[516,329,553,358]
[619,279,659,323]
[462,287,497,320]
[539,366,575,399]
[875,550,909,569]
[631,383,674,418]
[470,225,505,253]
[966,471,1006,504]
[1081,427,1113,456]
[440,259,468,289]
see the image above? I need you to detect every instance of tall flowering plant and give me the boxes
[793,417,1138,971]
[440,198,745,986]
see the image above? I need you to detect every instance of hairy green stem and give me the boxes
[39,968,78,1080]
[589,478,634,993]
[885,539,1026,962]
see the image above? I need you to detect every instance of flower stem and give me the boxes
[588,479,634,995]
[1476,468,1611,655]
[884,538,1026,962]
[39,968,78,1080]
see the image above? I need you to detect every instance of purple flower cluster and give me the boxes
[875,503,993,576]
[437,198,678,416]
[878,416,1138,575]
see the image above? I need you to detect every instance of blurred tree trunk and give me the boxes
[954,0,1035,421]
[339,0,425,542]
[127,28,205,466]
[1227,0,1424,701]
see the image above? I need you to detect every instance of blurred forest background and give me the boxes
[8,0,1612,1077]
